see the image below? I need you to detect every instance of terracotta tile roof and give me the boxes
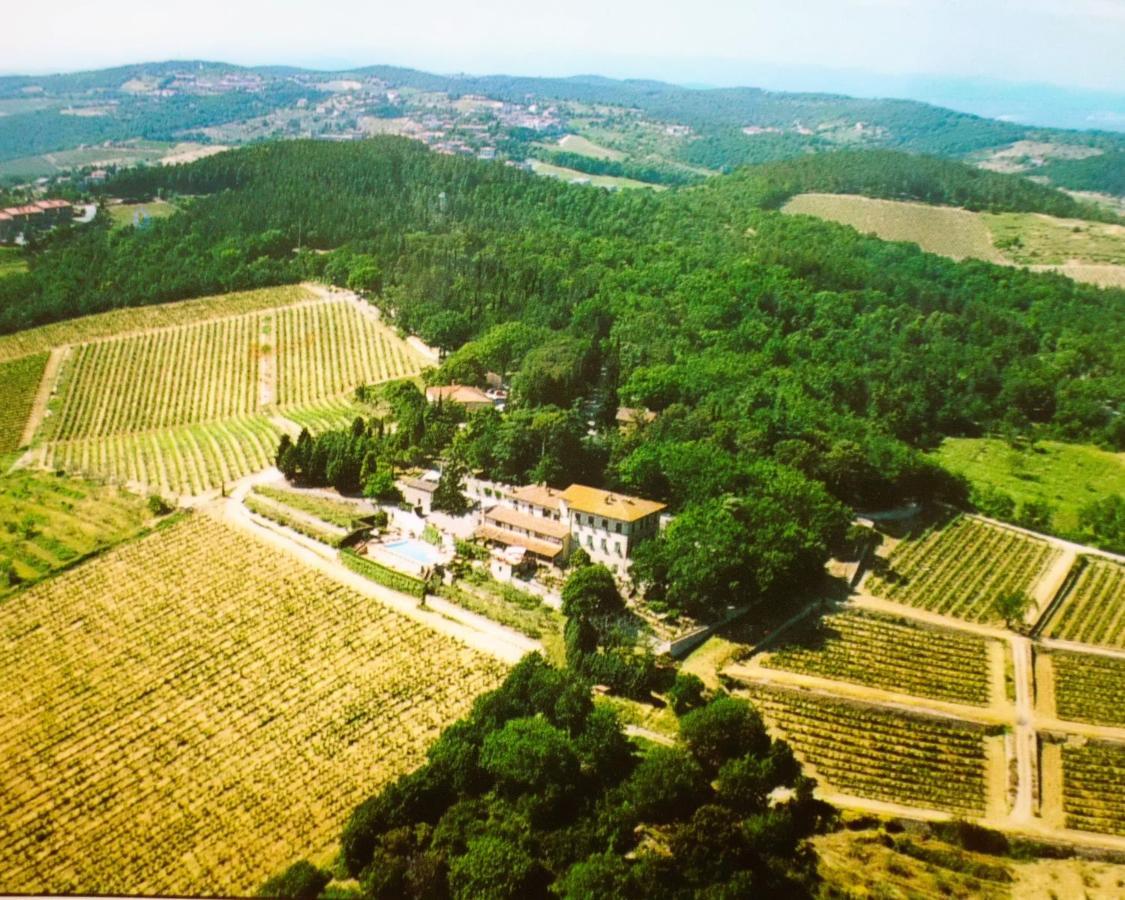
[401,476,438,493]
[561,484,666,522]
[476,525,563,559]
[426,384,491,405]
[483,504,570,540]
[509,483,564,512]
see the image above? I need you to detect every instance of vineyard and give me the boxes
[759,610,994,706]
[739,683,996,817]
[1061,740,1125,836]
[51,315,261,439]
[281,396,367,434]
[1049,651,1125,728]
[0,515,506,895]
[866,515,1057,623]
[35,297,423,497]
[1038,557,1125,650]
[0,470,149,593]
[0,352,47,453]
[274,301,423,406]
[47,416,283,496]
[0,285,315,363]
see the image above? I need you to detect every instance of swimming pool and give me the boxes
[384,538,444,566]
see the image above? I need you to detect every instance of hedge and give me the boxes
[341,548,427,598]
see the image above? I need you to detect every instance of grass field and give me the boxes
[0,470,150,594]
[0,285,316,363]
[0,514,506,895]
[932,437,1125,536]
[528,158,662,191]
[0,353,48,452]
[783,193,1125,287]
[866,515,1058,624]
[1039,557,1125,650]
[107,198,179,229]
[554,133,626,160]
[985,212,1125,266]
[0,246,27,278]
[782,193,1004,262]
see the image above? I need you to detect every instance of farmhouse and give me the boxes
[560,485,665,576]
[473,480,665,576]
[425,384,493,412]
[0,199,73,243]
[400,472,440,516]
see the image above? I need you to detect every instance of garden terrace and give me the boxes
[740,683,996,817]
[1048,650,1125,728]
[1038,557,1125,650]
[1062,739,1125,837]
[758,609,994,706]
[866,515,1058,624]
[0,515,506,895]
[252,485,372,529]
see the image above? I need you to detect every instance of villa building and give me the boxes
[559,485,665,576]
[425,384,493,412]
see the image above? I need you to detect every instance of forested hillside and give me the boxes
[5,140,1122,539]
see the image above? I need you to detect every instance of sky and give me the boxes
[3,0,1123,95]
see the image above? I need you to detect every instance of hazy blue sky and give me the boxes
[5,0,1123,93]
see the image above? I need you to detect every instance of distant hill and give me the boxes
[1,60,1123,198]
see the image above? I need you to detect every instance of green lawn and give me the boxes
[0,247,27,278]
[931,437,1125,535]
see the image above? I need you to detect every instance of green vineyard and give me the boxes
[1049,650,1125,728]
[1039,557,1125,650]
[0,515,505,895]
[741,683,995,817]
[52,316,261,439]
[274,302,423,406]
[0,353,48,453]
[1062,739,1125,837]
[0,285,315,363]
[47,416,283,496]
[36,296,424,497]
[866,516,1057,624]
[759,610,994,706]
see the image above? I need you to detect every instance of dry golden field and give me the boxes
[0,514,506,895]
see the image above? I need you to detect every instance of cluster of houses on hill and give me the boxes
[0,199,73,244]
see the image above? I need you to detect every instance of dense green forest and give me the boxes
[272,653,830,899]
[720,150,1120,220]
[5,141,1123,596]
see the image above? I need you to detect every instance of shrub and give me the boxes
[667,673,707,715]
[256,860,330,899]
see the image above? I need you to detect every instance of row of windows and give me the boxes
[584,534,624,557]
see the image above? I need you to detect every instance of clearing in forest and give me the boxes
[930,437,1125,537]
[782,193,1125,287]
[0,514,506,896]
[865,515,1059,625]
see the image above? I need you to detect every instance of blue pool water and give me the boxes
[384,539,444,565]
